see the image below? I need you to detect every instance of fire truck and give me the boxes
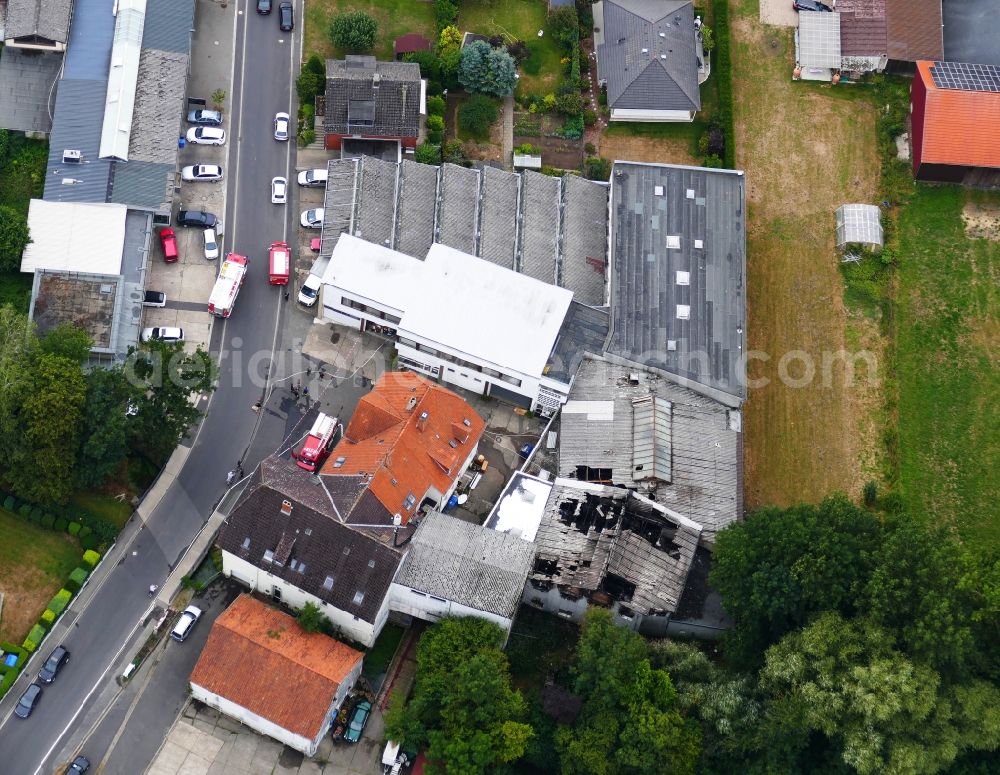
[208,252,249,317]
[293,413,339,472]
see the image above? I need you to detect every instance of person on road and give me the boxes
[148,584,157,597]
[226,470,236,485]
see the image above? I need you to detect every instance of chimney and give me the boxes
[280,499,293,516]
[416,411,428,431]
[407,395,418,412]
[372,72,381,95]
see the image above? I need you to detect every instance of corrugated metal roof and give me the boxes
[632,394,672,482]
[100,0,147,161]
[44,79,115,203]
[62,0,116,81]
[0,48,62,133]
[142,0,195,54]
[109,160,175,211]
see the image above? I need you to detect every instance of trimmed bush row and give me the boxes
[0,489,118,549]
[711,0,736,169]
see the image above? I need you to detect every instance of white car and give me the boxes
[273,111,290,141]
[271,176,287,204]
[300,208,324,229]
[203,227,220,260]
[141,326,184,343]
[298,273,322,307]
[170,605,202,642]
[185,127,226,146]
[297,168,328,187]
[181,164,223,182]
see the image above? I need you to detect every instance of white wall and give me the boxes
[389,583,513,634]
[610,108,695,122]
[223,552,381,647]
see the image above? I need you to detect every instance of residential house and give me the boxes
[593,0,707,122]
[189,595,363,756]
[323,56,424,157]
[885,0,942,69]
[910,60,1000,186]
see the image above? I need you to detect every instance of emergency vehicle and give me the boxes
[208,252,249,317]
[293,413,339,472]
[268,241,290,285]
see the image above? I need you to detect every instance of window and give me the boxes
[499,373,522,387]
[367,559,376,569]
[272,587,282,601]
[289,559,298,571]
[263,549,274,563]
[297,563,306,574]
[557,609,574,619]
[333,456,346,468]
[398,337,417,348]
[323,575,335,590]
[404,493,416,510]
[352,590,365,605]
[241,537,250,550]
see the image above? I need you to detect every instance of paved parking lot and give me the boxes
[292,146,333,304]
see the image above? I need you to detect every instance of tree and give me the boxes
[405,50,441,83]
[710,495,883,667]
[414,143,442,165]
[76,366,131,489]
[438,25,462,54]
[0,205,30,273]
[296,601,329,633]
[459,41,517,98]
[40,323,91,364]
[547,6,580,53]
[329,11,377,53]
[459,94,499,138]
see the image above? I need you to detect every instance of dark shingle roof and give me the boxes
[596,0,701,112]
[885,0,943,62]
[4,0,73,45]
[325,57,422,139]
[837,0,887,58]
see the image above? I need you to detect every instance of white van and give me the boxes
[170,605,203,642]
[298,274,322,307]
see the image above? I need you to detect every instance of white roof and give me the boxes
[99,0,147,161]
[798,11,841,70]
[487,472,553,542]
[208,254,248,309]
[320,232,424,315]
[20,200,128,275]
[401,243,573,377]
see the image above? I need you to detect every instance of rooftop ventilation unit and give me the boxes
[686,189,695,199]
[100,283,114,294]
[675,271,690,285]
[62,150,82,163]
[666,235,681,249]
[641,48,648,54]
[694,239,704,249]
[654,185,664,196]
[676,305,690,320]
[667,340,678,351]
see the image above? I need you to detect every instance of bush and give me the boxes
[299,128,316,146]
[583,109,598,126]
[555,91,584,116]
[295,68,325,105]
[329,11,378,53]
[23,624,47,652]
[40,609,56,625]
[29,511,43,525]
[515,143,536,155]
[548,6,579,54]
[18,504,31,518]
[711,0,735,168]
[426,114,445,133]
[81,533,101,551]
[584,157,611,181]
[703,153,724,168]
[82,549,101,568]
[442,139,465,165]
[863,480,879,507]
[3,495,14,511]
[585,141,596,154]
[301,103,316,129]
[48,589,73,616]
[68,521,81,536]
[559,113,584,140]
[415,142,442,164]
[78,525,92,539]
[54,517,67,532]
[435,0,458,31]
[41,513,55,529]
[459,94,499,138]
[426,95,446,117]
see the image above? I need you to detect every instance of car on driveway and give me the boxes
[203,227,220,260]
[176,209,219,228]
[38,645,70,684]
[171,605,202,642]
[298,273,322,306]
[793,0,832,10]
[141,327,184,344]
[14,683,43,718]
[271,176,287,204]
[297,168,328,187]
[344,700,371,743]
[185,127,226,146]
[278,1,293,31]
[256,0,271,13]
[143,290,167,307]
[300,208,324,229]
[181,164,223,182]
[273,112,290,141]
[187,109,223,126]
[158,228,179,263]
[64,756,90,774]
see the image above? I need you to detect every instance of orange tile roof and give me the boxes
[916,61,1000,169]
[321,371,486,523]
[189,595,363,739]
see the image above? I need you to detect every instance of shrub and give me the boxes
[711,0,735,167]
[442,139,465,164]
[583,109,598,126]
[598,85,608,107]
[584,157,611,181]
[295,68,325,105]
[559,113,584,140]
[40,609,56,625]
[81,534,101,551]
[301,103,316,129]
[703,153,724,168]
[70,566,90,588]
[543,93,557,111]
[426,95,446,117]
[299,128,316,146]
[18,504,31,518]
[415,142,442,164]
[427,130,443,145]
[3,495,14,511]
[82,549,101,568]
[68,521,81,536]
[555,91,583,116]
[426,114,445,133]
[700,25,715,53]
[29,511,43,525]
[548,6,580,54]
[78,525,92,539]
[459,94,499,138]
[48,589,73,616]
[23,624,47,652]
[435,0,457,31]
[863,480,879,507]
[329,11,377,53]
[41,513,55,529]
[54,517,68,532]
[585,141,596,154]
[515,143,536,155]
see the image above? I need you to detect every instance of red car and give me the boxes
[159,227,179,263]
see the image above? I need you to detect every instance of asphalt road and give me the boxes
[0,3,301,773]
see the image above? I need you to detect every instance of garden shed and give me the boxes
[835,204,883,248]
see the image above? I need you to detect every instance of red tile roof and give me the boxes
[914,61,1000,169]
[885,0,942,62]
[321,372,486,524]
[189,595,363,739]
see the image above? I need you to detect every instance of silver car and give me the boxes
[274,111,290,141]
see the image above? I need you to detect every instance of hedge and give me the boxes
[18,504,31,518]
[40,609,56,625]
[0,489,119,545]
[23,624,46,653]
[70,566,90,586]
[48,589,72,616]
[68,521,81,536]
[710,0,736,169]
[81,534,100,551]
[54,517,67,532]
[79,525,92,539]
[36,616,51,632]
[83,549,101,568]
[41,513,55,529]
[2,495,14,511]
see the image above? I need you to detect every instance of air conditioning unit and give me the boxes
[62,149,82,164]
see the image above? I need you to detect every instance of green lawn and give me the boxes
[894,186,1000,548]
[363,622,405,678]
[0,509,81,643]
[304,0,437,64]
[459,0,563,94]
[71,492,133,530]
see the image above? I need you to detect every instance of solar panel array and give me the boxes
[929,61,1000,93]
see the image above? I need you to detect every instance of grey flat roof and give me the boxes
[560,175,609,306]
[545,302,610,384]
[354,156,398,247]
[558,355,741,543]
[143,0,195,53]
[394,160,438,258]
[396,512,535,619]
[607,162,746,406]
[518,170,560,284]
[0,48,62,133]
[478,166,519,270]
[437,163,479,256]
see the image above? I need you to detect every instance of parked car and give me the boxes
[37,645,70,684]
[203,227,220,260]
[158,227,179,263]
[793,0,832,10]
[256,0,271,13]
[278,1,293,31]
[171,605,202,642]
[143,290,167,307]
[297,168,328,187]
[300,208,324,229]
[273,112,290,141]
[187,109,223,126]
[344,700,372,743]
[298,273,322,306]
[271,176,287,204]
[181,164,223,182]
[141,327,184,343]
[64,756,91,774]
[185,127,226,146]
[176,209,219,228]
[14,683,43,718]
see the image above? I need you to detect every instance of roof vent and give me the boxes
[660,54,666,59]
[694,239,704,249]
[280,499,293,516]
[628,372,641,384]
[406,395,418,412]
[242,537,251,550]
[367,559,376,569]
[463,417,471,426]
[654,185,664,196]
[641,48,648,54]
[99,283,114,294]
[62,149,82,164]
[416,411,428,431]
[393,513,403,526]
[676,305,690,320]
[686,189,695,199]
[676,270,690,285]
[659,32,666,38]
[667,340,678,351]
[334,456,346,468]
[666,235,681,249]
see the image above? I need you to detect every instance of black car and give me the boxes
[65,757,91,774]
[278,1,293,31]
[792,0,832,10]
[38,645,70,684]
[257,0,271,13]
[176,209,218,228]
[14,683,43,718]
